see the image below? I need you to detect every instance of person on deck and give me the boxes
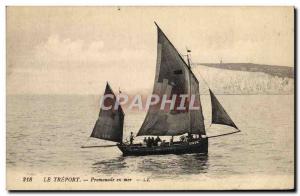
[187,133,193,142]
[130,132,134,145]
[151,137,155,147]
[154,136,161,146]
[180,135,185,143]
[170,136,174,145]
[147,137,151,147]
[143,137,147,146]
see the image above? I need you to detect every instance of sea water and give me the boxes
[6,94,294,183]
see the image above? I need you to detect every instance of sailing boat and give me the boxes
[84,22,240,156]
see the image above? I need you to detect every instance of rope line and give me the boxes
[207,130,241,138]
[81,144,117,148]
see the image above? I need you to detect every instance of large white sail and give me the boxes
[137,23,205,136]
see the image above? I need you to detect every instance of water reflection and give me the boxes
[92,156,127,174]
[92,153,208,178]
[136,154,209,178]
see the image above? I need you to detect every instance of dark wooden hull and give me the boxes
[117,138,208,156]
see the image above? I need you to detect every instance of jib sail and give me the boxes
[209,89,238,129]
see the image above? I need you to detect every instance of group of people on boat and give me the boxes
[143,136,161,147]
[128,132,199,147]
[181,133,197,142]
[129,132,162,147]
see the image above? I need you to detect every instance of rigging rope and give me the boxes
[189,53,240,132]
[81,137,92,148]
[189,55,213,91]
[81,144,117,148]
[207,130,241,138]
[188,54,214,128]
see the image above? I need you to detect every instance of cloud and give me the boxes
[6,7,293,94]
[7,35,156,94]
[34,35,105,65]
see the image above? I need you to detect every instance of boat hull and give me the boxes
[117,138,208,156]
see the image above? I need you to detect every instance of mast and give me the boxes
[186,49,204,137]
[186,49,192,136]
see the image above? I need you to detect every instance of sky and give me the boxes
[6,6,294,95]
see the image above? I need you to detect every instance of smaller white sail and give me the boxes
[209,89,238,129]
[90,83,125,143]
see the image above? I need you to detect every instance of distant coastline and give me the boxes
[195,63,294,78]
[7,63,295,96]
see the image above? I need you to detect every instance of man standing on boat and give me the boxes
[187,133,193,142]
[143,137,147,146]
[170,136,174,145]
[130,132,134,145]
